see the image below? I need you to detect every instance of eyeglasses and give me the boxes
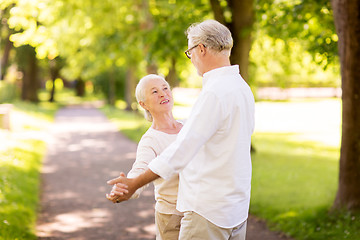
[185,44,206,59]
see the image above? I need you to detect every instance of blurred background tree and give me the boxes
[1,0,359,213]
[0,0,211,107]
[1,0,340,105]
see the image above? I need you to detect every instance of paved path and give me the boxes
[36,105,292,240]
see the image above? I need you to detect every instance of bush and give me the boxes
[0,82,17,103]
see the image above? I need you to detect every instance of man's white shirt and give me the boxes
[148,65,255,228]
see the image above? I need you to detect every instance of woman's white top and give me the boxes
[127,125,181,215]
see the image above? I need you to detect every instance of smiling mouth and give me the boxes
[160,99,169,104]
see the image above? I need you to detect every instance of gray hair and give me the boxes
[135,74,170,122]
[186,19,233,56]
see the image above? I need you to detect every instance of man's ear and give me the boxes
[199,44,206,55]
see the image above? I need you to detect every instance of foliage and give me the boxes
[2,0,211,97]
[0,81,17,103]
[93,67,127,103]
[1,0,342,102]
[144,0,210,76]
[249,33,340,88]
[256,0,338,68]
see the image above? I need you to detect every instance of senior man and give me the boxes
[107,19,255,240]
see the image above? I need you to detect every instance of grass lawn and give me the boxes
[0,101,58,240]
[251,132,359,240]
[0,140,45,239]
[249,99,360,239]
[103,97,360,240]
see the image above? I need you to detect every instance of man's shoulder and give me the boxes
[203,76,254,108]
[206,74,243,94]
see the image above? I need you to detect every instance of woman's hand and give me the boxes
[106,169,159,203]
[106,172,134,203]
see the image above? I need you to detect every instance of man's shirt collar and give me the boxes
[203,65,240,86]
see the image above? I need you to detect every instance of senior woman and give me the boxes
[107,74,183,240]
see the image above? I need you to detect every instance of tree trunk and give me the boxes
[1,31,13,80]
[20,46,39,102]
[125,67,136,111]
[331,0,360,212]
[75,78,85,97]
[49,78,56,102]
[228,0,254,82]
[0,6,14,81]
[165,58,179,88]
[209,0,226,25]
[48,59,60,102]
[209,0,254,82]
[146,63,158,74]
[108,69,116,106]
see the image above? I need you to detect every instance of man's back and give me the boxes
[177,65,255,228]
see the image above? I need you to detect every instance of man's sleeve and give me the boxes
[148,91,222,180]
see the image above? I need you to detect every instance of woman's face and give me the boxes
[141,78,173,115]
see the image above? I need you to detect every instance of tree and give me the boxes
[210,0,254,82]
[48,57,63,102]
[0,6,14,80]
[252,0,340,89]
[331,0,360,212]
[2,0,211,105]
[254,0,359,211]
[17,45,39,102]
[2,0,44,101]
[144,0,210,86]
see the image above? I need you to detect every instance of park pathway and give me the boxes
[36,104,292,240]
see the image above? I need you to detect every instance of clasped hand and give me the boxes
[106,172,134,203]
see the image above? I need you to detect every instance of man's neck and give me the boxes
[202,55,231,76]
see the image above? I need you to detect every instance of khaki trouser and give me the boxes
[178,211,247,240]
[155,211,183,240]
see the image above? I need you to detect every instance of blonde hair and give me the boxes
[135,74,170,122]
[186,19,233,56]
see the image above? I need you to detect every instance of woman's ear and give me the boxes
[139,101,147,110]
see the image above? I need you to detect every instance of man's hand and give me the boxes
[106,172,135,203]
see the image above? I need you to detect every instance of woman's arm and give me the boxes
[107,169,159,203]
[123,136,157,199]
